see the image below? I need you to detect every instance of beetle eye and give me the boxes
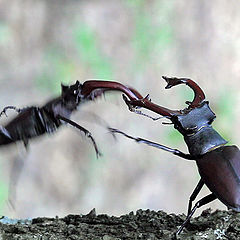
[73,90,78,95]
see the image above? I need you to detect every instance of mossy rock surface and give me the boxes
[0,208,239,240]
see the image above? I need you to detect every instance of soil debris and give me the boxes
[0,208,239,240]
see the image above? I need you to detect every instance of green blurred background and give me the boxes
[0,0,239,218]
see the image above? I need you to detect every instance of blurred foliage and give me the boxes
[162,86,193,146]
[213,89,237,144]
[164,126,183,146]
[0,159,8,213]
[36,23,114,93]
[36,48,74,94]
[0,182,7,212]
[179,86,194,106]
[0,22,10,46]
[73,24,113,79]
[34,2,175,94]
[130,1,174,73]
[125,0,144,8]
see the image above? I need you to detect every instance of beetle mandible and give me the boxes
[110,76,240,235]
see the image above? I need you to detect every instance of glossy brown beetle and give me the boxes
[110,76,240,235]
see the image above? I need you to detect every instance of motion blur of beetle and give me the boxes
[0,79,142,212]
[0,80,140,154]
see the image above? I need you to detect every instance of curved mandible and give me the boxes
[162,76,206,108]
[81,80,182,118]
[81,80,140,101]
[121,88,181,118]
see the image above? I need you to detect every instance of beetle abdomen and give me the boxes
[196,145,240,211]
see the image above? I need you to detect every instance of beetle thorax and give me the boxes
[172,102,227,156]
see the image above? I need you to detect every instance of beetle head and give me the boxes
[61,80,83,110]
[122,76,216,130]
[161,76,218,134]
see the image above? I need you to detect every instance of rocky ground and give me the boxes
[0,208,239,240]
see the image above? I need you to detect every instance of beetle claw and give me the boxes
[162,76,184,89]
[162,76,206,108]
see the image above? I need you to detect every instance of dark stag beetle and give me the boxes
[110,76,240,235]
[0,80,140,156]
[0,80,141,209]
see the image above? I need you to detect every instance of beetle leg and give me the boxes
[56,115,102,158]
[176,193,217,235]
[0,106,23,117]
[8,154,26,210]
[0,126,12,140]
[109,128,196,160]
[22,137,29,149]
[187,179,204,215]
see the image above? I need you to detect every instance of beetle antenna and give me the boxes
[0,106,22,118]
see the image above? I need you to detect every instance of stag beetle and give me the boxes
[0,80,141,208]
[110,76,240,235]
[0,80,139,155]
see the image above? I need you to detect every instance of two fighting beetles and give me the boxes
[1,77,239,235]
